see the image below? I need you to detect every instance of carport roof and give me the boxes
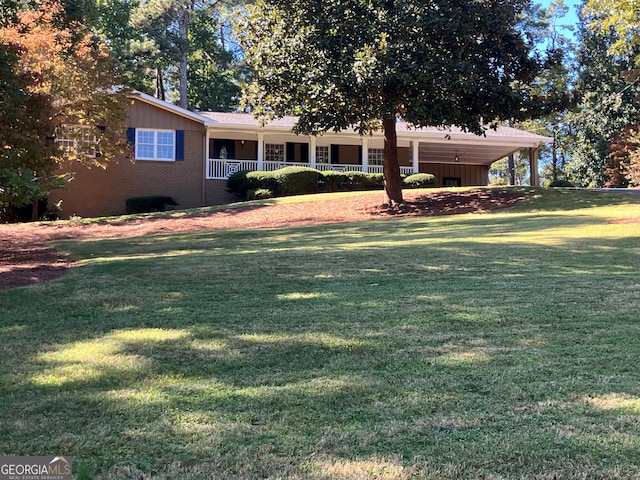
[201,112,551,166]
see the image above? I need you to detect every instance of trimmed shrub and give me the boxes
[322,170,349,191]
[247,188,274,200]
[125,195,178,214]
[345,171,369,190]
[226,170,253,198]
[403,173,438,188]
[246,170,278,192]
[363,172,384,188]
[272,166,323,195]
[549,179,575,188]
[340,171,384,190]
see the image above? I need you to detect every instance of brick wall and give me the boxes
[49,99,216,219]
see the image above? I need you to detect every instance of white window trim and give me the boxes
[56,126,97,158]
[316,145,329,164]
[368,148,384,166]
[265,143,285,163]
[135,129,176,161]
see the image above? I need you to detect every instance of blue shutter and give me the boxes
[126,128,135,159]
[175,130,184,161]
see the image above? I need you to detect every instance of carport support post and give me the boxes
[529,146,540,186]
[257,132,264,170]
[361,136,369,172]
[412,140,419,173]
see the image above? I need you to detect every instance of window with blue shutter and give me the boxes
[132,129,178,161]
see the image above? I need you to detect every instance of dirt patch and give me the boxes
[607,217,640,224]
[0,189,525,290]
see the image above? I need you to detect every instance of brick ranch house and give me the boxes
[50,92,552,219]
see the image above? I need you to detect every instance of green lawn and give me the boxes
[1,188,640,479]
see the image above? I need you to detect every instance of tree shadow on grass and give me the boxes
[1,215,640,478]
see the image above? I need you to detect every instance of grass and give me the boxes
[1,188,640,479]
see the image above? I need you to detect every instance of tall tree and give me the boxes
[0,42,61,213]
[516,0,576,184]
[490,152,530,186]
[565,8,640,187]
[0,0,128,216]
[94,0,152,92]
[584,0,640,63]
[186,3,243,111]
[128,0,243,110]
[238,0,542,205]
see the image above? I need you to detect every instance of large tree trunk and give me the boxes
[31,200,38,222]
[383,116,404,205]
[156,68,165,101]
[178,7,190,109]
[551,131,558,181]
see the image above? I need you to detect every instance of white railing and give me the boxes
[206,159,416,179]
[263,161,309,171]
[316,164,364,173]
[207,159,258,179]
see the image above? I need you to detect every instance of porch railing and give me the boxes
[206,159,415,180]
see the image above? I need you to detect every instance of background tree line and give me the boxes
[2,0,640,218]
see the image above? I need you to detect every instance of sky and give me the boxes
[539,0,582,36]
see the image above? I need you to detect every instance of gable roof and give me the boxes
[129,91,215,126]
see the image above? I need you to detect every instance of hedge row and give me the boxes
[227,167,436,200]
[125,195,178,214]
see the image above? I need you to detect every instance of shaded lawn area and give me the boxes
[1,191,640,479]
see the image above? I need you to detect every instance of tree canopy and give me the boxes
[564,4,640,187]
[238,0,543,204]
[0,0,128,216]
[584,0,640,64]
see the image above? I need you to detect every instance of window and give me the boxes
[55,126,97,158]
[316,145,329,163]
[368,148,384,166]
[265,143,284,162]
[135,129,175,161]
[443,177,461,187]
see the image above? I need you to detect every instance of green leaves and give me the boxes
[584,0,640,64]
[239,0,541,135]
[238,0,542,203]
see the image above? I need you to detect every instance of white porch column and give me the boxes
[205,129,210,174]
[309,136,317,169]
[257,132,264,170]
[412,139,420,173]
[361,136,369,173]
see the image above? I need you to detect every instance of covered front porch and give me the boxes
[201,113,548,186]
[205,134,417,180]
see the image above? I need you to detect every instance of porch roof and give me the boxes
[201,112,551,166]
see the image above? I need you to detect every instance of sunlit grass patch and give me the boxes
[30,329,190,386]
[2,189,640,478]
[585,393,640,413]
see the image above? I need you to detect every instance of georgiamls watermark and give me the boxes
[0,457,72,480]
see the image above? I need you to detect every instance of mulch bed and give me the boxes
[0,189,525,290]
